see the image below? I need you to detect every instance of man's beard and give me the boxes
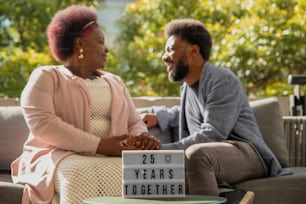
[169,55,189,82]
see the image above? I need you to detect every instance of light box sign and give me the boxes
[122,150,185,198]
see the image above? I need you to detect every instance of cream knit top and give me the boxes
[83,76,112,138]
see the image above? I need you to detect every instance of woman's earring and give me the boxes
[78,48,84,59]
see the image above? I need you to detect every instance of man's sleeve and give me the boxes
[152,105,180,132]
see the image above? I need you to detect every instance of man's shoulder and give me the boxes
[204,61,238,81]
[205,61,232,74]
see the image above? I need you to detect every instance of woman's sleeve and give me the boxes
[21,68,100,154]
[123,82,148,135]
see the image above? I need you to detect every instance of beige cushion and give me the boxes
[250,97,289,167]
[0,106,29,170]
[133,97,180,108]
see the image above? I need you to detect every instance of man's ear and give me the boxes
[191,44,200,56]
[188,44,204,66]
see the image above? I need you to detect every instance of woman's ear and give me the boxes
[74,37,85,59]
[74,37,83,51]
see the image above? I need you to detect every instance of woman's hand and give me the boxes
[140,113,158,128]
[96,135,142,156]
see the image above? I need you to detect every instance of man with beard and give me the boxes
[141,19,289,201]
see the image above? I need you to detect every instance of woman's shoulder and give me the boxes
[101,71,123,83]
[32,65,75,78]
[31,65,62,75]
[101,70,119,78]
[27,65,67,84]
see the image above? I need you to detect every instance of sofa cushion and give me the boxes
[0,106,29,170]
[249,97,289,167]
[0,181,24,204]
[0,170,12,182]
[235,167,306,204]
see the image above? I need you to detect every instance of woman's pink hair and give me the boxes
[47,5,98,62]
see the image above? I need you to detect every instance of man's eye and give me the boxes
[169,49,176,53]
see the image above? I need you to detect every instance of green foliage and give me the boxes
[0,47,53,97]
[0,0,305,98]
[0,0,102,51]
[114,0,306,97]
[0,0,103,97]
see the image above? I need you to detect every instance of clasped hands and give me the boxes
[123,132,160,150]
[96,131,160,156]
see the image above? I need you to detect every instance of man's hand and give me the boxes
[141,113,158,128]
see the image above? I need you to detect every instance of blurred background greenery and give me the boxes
[0,0,305,98]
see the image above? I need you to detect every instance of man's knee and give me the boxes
[185,143,219,196]
[185,143,213,169]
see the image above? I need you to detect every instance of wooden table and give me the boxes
[83,195,226,204]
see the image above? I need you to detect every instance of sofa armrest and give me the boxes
[283,116,306,167]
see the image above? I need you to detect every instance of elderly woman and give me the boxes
[11,5,160,204]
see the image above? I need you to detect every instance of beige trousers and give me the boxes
[185,140,265,196]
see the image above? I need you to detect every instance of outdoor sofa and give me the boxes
[0,97,306,204]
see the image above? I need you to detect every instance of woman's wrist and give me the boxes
[96,138,105,154]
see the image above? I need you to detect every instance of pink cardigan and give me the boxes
[11,65,147,203]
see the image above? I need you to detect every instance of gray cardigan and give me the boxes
[155,61,291,177]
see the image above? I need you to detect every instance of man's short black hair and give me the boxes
[165,19,212,61]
